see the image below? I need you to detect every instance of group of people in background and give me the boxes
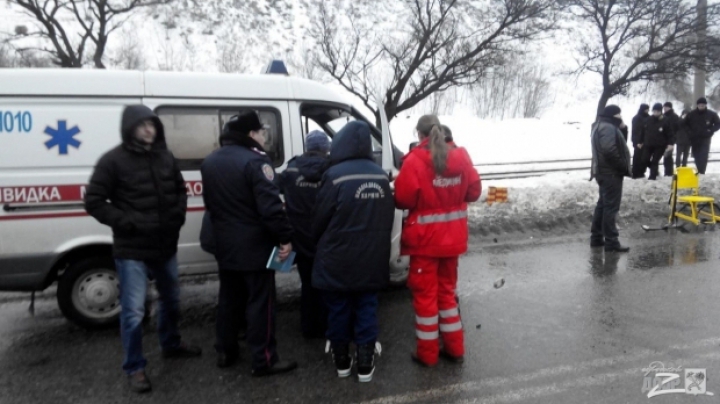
[630,98,720,179]
[590,97,720,255]
[85,105,481,393]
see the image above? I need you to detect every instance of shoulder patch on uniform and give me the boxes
[262,163,275,181]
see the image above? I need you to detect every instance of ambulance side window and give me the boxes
[157,108,220,171]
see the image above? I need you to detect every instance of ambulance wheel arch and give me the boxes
[54,246,121,329]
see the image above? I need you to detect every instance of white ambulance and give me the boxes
[0,65,408,329]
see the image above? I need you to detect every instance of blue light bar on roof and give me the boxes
[263,60,289,75]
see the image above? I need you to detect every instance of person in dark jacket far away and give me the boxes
[631,104,649,179]
[639,103,674,180]
[675,109,692,168]
[590,105,632,253]
[662,102,681,176]
[312,121,394,383]
[201,111,297,377]
[278,130,330,339]
[684,97,720,174]
[395,115,481,368]
[85,105,201,394]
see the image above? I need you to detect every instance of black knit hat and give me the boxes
[698,97,708,105]
[603,105,621,117]
[640,103,650,111]
[663,102,673,109]
[652,103,663,112]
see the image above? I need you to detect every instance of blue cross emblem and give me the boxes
[44,120,81,155]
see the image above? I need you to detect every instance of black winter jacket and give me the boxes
[631,111,649,146]
[684,108,720,140]
[664,109,688,146]
[85,105,187,261]
[591,116,632,178]
[278,152,329,257]
[640,115,675,147]
[201,136,292,272]
[312,121,394,292]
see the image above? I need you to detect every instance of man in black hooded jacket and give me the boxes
[640,103,674,180]
[591,105,631,253]
[662,102,681,176]
[278,130,330,339]
[85,105,201,393]
[631,104,649,178]
[684,97,720,174]
[201,110,297,377]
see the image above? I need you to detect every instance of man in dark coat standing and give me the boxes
[639,103,674,180]
[85,105,201,394]
[631,104,650,178]
[684,97,720,174]
[313,121,394,382]
[278,130,330,339]
[662,102,681,176]
[675,109,692,168]
[201,111,297,376]
[591,105,632,253]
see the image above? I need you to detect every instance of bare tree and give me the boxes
[6,0,172,68]
[570,0,720,116]
[309,0,561,125]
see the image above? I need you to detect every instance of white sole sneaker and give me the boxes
[358,367,374,383]
[337,358,353,378]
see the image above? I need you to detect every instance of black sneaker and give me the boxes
[326,341,353,378]
[605,245,630,253]
[357,342,381,383]
[127,370,152,393]
[251,360,298,377]
[161,341,202,358]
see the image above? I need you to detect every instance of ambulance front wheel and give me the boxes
[57,257,121,330]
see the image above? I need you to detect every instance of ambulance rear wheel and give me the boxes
[57,257,121,330]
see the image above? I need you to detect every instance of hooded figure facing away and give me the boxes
[312,121,394,383]
[85,105,201,394]
[278,130,331,339]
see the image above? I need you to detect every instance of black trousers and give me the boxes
[591,174,623,248]
[643,146,666,180]
[295,252,328,338]
[676,144,691,168]
[663,150,674,176]
[215,270,279,370]
[691,138,712,174]
[631,145,646,178]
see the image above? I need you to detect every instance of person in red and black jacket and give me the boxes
[394,114,481,367]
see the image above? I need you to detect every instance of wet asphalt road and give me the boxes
[2,227,720,404]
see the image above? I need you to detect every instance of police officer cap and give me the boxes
[222,110,267,137]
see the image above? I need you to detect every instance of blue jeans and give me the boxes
[323,291,378,346]
[115,255,181,375]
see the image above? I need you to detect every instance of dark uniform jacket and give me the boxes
[591,116,632,178]
[640,115,675,147]
[665,110,689,146]
[684,108,720,140]
[85,105,187,261]
[312,121,394,292]
[201,137,292,272]
[631,112,649,146]
[278,153,329,258]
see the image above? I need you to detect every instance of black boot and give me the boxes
[327,341,352,378]
[357,342,380,383]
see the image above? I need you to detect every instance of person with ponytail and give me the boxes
[394,115,481,367]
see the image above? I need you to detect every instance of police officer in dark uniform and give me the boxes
[201,111,297,376]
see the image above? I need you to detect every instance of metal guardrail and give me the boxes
[476,152,720,181]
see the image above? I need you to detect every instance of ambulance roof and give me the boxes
[0,69,350,104]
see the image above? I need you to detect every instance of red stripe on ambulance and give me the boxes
[0,181,203,204]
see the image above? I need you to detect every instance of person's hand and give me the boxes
[638,144,643,149]
[278,243,293,261]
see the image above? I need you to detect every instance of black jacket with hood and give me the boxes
[85,105,187,261]
[311,121,394,292]
[278,152,329,257]
[591,115,632,178]
[684,108,720,140]
[631,109,649,146]
[640,114,675,147]
[200,127,293,272]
